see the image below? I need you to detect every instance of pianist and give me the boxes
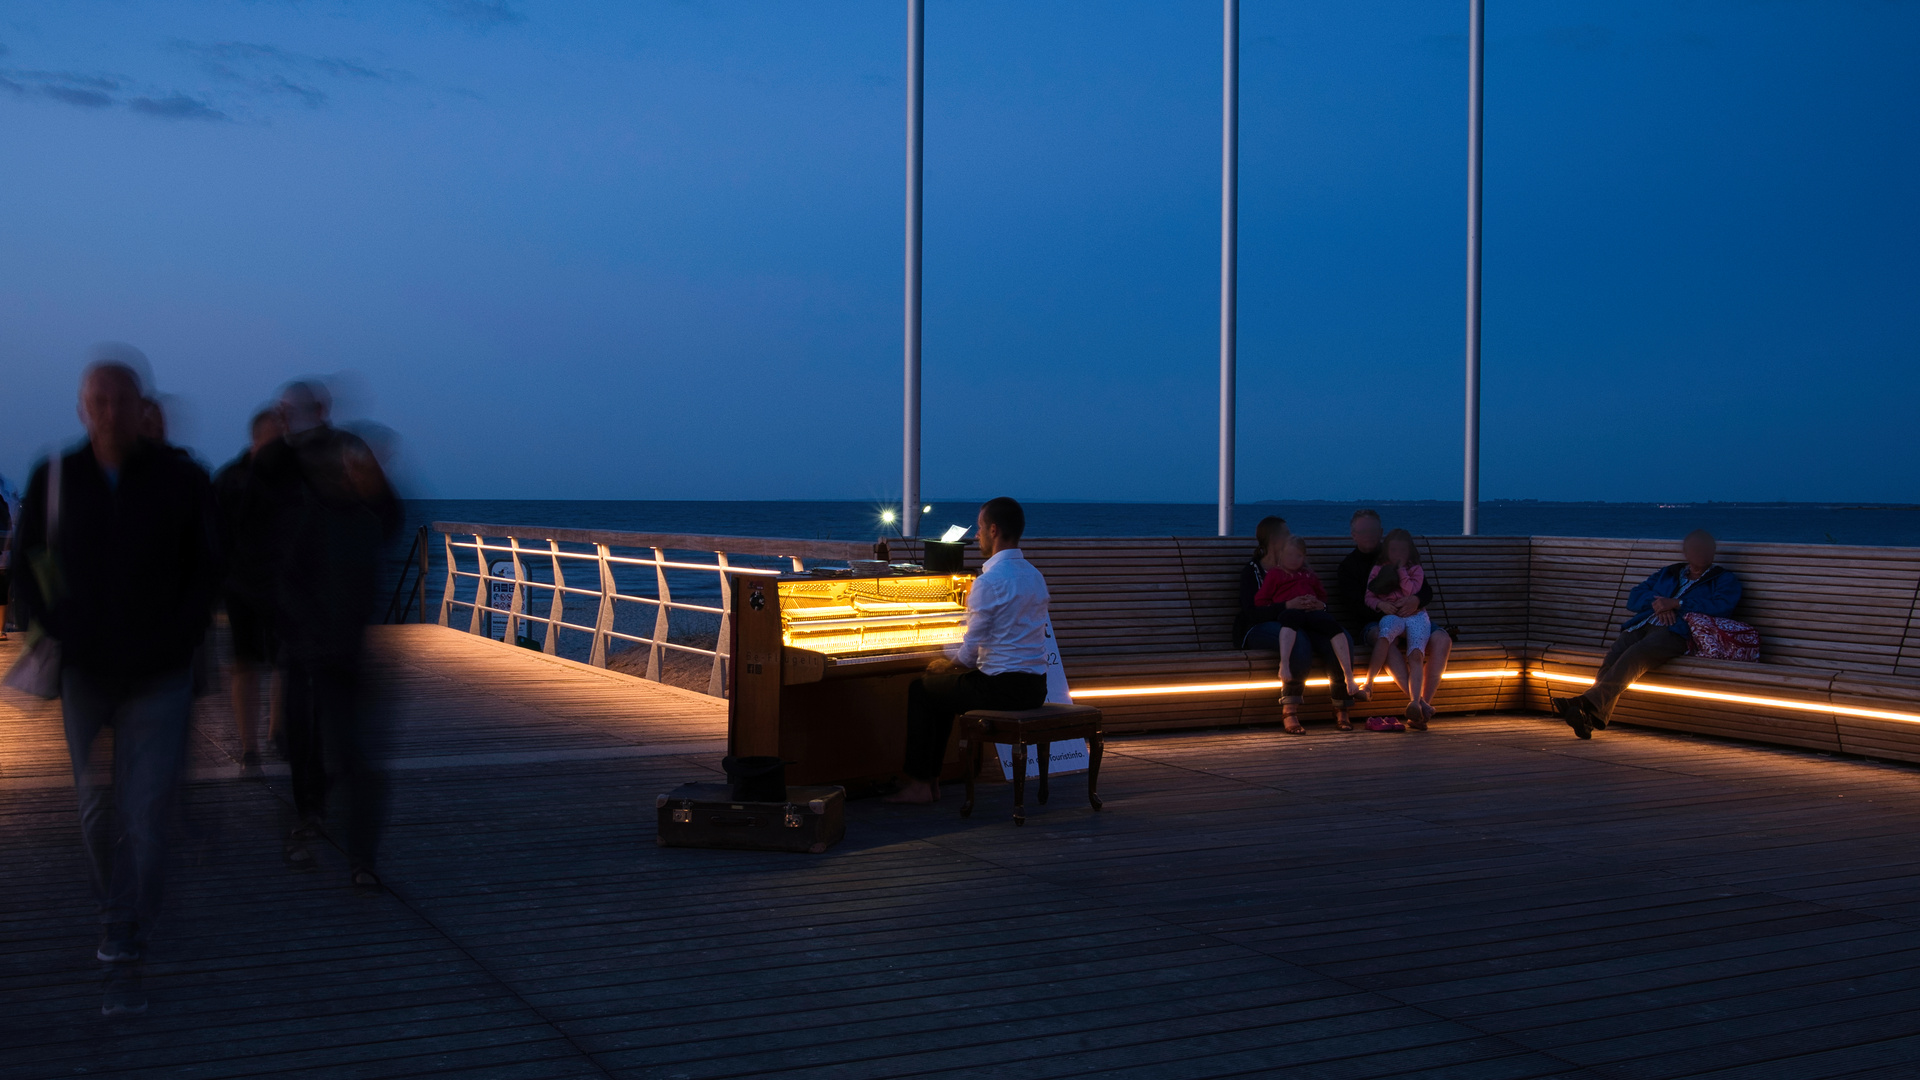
[886,497,1051,805]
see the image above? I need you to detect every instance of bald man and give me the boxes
[12,361,220,1015]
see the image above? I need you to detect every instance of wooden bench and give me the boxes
[899,534,1920,766]
[899,535,1532,733]
[1524,537,1920,763]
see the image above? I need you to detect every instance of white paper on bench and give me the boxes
[997,739,1090,780]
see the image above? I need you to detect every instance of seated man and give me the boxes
[887,496,1050,805]
[1331,508,1454,728]
[1552,529,1742,739]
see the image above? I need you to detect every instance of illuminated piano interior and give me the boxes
[778,573,975,657]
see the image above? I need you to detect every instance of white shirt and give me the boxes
[948,548,1051,675]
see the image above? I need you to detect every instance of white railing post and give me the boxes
[438,531,457,627]
[710,551,732,697]
[648,546,672,682]
[468,534,488,636]
[545,539,566,655]
[790,556,804,573]
[506,537,528,646]
[589,543,615,668]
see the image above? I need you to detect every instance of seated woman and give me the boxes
[1236,518,1359,734]
[1253,537,1359,733]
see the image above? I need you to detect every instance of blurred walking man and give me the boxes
[12,362,220,1016]
[252,381,401,888]
[213,408,285,774]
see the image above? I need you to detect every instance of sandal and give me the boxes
[1281,703,1305,735]
[350,865,384,892]
[283,834,316,870]
[1404,702,1428,731]
[1335,710,1353,732]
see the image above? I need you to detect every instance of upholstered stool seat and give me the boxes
[958,703,1105,825]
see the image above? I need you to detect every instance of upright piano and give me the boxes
[728,567,977,790]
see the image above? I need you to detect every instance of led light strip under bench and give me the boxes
[1066,667,1920,727]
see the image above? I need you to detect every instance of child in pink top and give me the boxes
[1360,529,1434,727]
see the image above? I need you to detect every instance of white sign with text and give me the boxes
[994,615,1085,779]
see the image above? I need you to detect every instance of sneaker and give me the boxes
[1365,716,1406,733]
[101,966,147,1017]
[96,923,140,964]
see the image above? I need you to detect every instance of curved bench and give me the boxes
[900,534,1920,764]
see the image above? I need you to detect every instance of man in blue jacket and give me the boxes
[1552,529,1741,739]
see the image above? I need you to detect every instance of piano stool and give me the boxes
[958,703,1105,825]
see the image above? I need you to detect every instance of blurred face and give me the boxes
[1278,543,1306,572]
[1351,516,1382,553]
[1683,534,1717,570]
[1386,536,1414,566]
[250,415,283,453]
[78,367,144,457]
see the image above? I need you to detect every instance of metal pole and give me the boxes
[1218,0,1238,538]
[903,0,925,540]
[1463,0,1484,536]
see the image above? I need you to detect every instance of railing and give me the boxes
[381,526,431,626]
[431,521,881,697]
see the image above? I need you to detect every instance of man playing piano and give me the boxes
[886,497,1051,804]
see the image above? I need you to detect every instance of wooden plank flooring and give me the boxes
[4,625,1920,1078]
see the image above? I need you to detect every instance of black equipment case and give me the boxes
[655,783,846,854]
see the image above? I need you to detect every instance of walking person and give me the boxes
[10,361,221,1016]
[1251,536,1358,733]
[214,408,285,776]
[252,381,402,888]
[0,478,15,641]
[1552,530,1742,739]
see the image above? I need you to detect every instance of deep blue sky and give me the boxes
[3,1,1915,503]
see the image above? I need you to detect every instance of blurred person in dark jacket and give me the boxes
[251,380,401,888]
[213,408,285,775]
[12,361,220,1016]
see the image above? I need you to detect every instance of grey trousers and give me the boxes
[62,667,194,941]
[1581,625,1688,723]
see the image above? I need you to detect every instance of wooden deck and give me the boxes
[5,624,1920,1079]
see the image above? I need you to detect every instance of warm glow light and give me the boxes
[1068,668,1522,700]
[1526,669,1920,725]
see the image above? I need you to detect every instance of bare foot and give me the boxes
[884,779,940,804]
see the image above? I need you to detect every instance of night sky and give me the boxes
[2,1,1915,504]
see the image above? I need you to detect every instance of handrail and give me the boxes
[428,521,890,699]
[431,521,876,561]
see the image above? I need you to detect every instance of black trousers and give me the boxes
[904,669,1047,781]
[283,650,387,867]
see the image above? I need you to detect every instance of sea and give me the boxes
[402,499,1920,550]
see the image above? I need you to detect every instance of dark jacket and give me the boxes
[1334,546,1433,637]
[213,448,272,602]
[13,441,220,681]
[1232,560,1285,647]
[1623,563,1741,640]
[250,426,402,660]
